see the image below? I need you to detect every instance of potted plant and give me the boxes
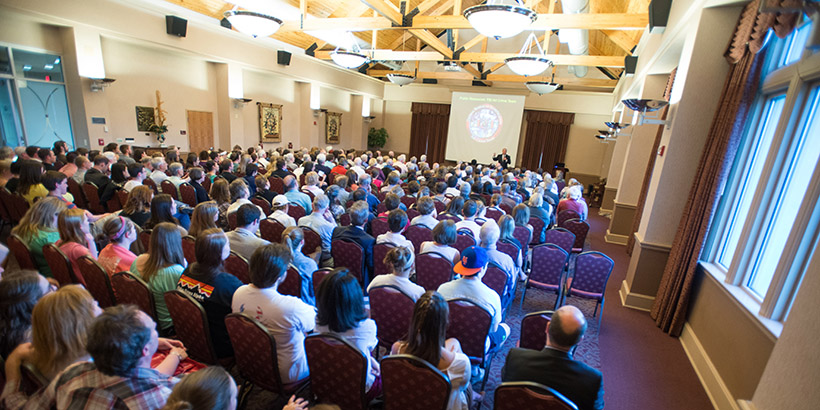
[150,90,169,146]
[368,127,389,150]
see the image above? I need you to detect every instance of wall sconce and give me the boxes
[622,99,668,126]
[313,108,327,117]
[90,78,116,92]
[233,98,252,108]
[363,116,375,123]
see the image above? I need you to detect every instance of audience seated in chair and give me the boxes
[376,209,414,252]
[281,226,319,306]
[0,271,52,359]
[368,247,424,301]
[225,204,269,261]
[269,195,296,228]
[410,196,439,230]
[332,201,375,284]
[298,194,336,265]
[479,220,518,287]
[420,220,461,265]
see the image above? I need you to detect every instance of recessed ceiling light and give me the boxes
[44,64,54,70]
[22,65,32,71]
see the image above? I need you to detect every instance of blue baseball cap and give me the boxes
[454,246,489,276]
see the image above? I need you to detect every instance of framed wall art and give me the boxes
[135,106,155,132]
[258,102,283,143]
[326,111,342,144]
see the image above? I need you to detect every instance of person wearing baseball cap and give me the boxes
[268,194,296,228]
[437,246,510,356]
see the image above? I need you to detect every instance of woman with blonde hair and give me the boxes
[210,178,231,230]
[131,222,187,332]
[160,366,239,410]
[11,197,67,278]
[281,226,318,306]
[96,216,138,276]
[188,201,219,238]
[120,185,153,228]
[498,215,523,278]
[56,208,98,276]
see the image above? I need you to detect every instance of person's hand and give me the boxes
[283,396,308,410]
[370,360,381,377]
[4,343,34,382]
[170,347,188,361]
[157,338,184,351]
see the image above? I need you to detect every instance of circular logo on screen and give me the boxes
[466,104,503,143]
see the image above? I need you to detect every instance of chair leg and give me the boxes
[480,354,495,392]
[237,381,253,410]
[519,281,529,310]
[597,297,605,329]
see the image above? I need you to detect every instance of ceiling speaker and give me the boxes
[624,56,638,77]
[648,0,672,34]
[277,50,292,66]
[165,16,187,37]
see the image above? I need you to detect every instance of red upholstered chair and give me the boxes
[77,256,117,308]
[43,244,81,287]
[331,240,365,285]
[299,174,307,186]
[369,285,414,352]
[446,298,496,390]
[482,262,508,302]
[7,191,30,223]
[278,267,302,299]
[260,218,286,243]
[251,197,272,216]
[400,196,416,209]
[143,178,158,194]
[302,189,316,202]
[406,208,420,220]
[105,192,122,213]
[544,228,576,255]
[521,243,569,310]
[304,333,370,410]
[496,241,520,268]
[82,182,106,214]
[371,218,390,237]
[66,178,87,209]
[499,203,513,215]
[202,178,211,193]
[269,177,285,195]
[111,271,158,322]
[453,233,475,254]
[381,355,451,410]
[519,311,553,351]
[437,214,461,223]
[415,253,454,291]
[312,268,333,299]
[567,251,615,327]
[513,226,532,257]
[179,183,197,207]
[563,219,590,252]
[302,227,322,256]
[339,213,351,226]
[228,212,237,230]
[376,202,388,215]
[404,225,432,252]
[160,180,178,200]
[0,193,12,231]
[433,200,446,214]
[484,208,504,221]
[181,235,196,264]
[139,229,152,252]
[164,290,224,366]
[287,203,305,221]
[7,234,37,271]
[225,313,309,409]
[19,362,49,396]
[494,382,578,410]
[224,251,250,284]
[373,242,396,277]
[557,210,581,228]
[116,190,129,211]
[529,217,547,245]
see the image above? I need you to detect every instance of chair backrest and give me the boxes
[557,210,581,228]
[483,208,503,222]
[433,200,446,214]
[371,218,390,237]
[304,333,369,410]
[494,382,578,410]
[19,362,49,396]
[406,208,420,220]
[529,244,569,289]
[302,227,322,256]
[82,182,105,214]
[446,299,492,362]
[529,217,546,245]
[544,228,575,254]
[331,240,365,284]
[9,192,30,223]
[400,196,416,209]
[278,267,302,298]
[77,256,117,308]
[111,271,158,322]
[7,234,38,271]
[499,203,513,215]
[482,263,507,300]
[201,177,211,193]
[269,177,285,194]
[404,225,432,252]
[382,355,451,410]
[555,181,566,194]
[164,290,220,365]
[496,241,520,265]
[160,180,178,200]
[224,252,250,284]
[139,229,152,252]
[228,212,237,230]
[66,178,87,209]
[519,311,553,351]
[259,218,286,243]
[415,253,454,291]
[453,234,475,254]
[512,226,532,252]
[105,193,122,213]
[181,235,197,264]
[339,213,351,226]
[303,189,316,202]
[116,190,129,211]
[287,203,305,221]
[251,197,272,216]
[312,268,333,298]
[43,244,79,287]
[563,219,590,251]
[0,189,18,223]
[369,285,415,349]
[570,251,614,298]
[373,242,396,277]
[225,313,286,393]
[143,178,158,194]
[437,214,461,223]
[179,183,197,207]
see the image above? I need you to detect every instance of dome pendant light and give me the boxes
[506,32,553,77]
[463,0,537,40]
[224,9,283,38]
[330,32,370,69]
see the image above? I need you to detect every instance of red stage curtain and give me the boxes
[520,110,575,171]
[409,103,450,164]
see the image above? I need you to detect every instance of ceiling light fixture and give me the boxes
[622,98,669,126]
[224,9,283,38]
[330,32,369,69]
[506,32,553,77]
[387,73,415,86]
[526,72,561,95]
[464,0,537,40]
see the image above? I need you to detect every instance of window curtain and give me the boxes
[409,103,450,164]
[650,0,799,336]
[520,110,575,171]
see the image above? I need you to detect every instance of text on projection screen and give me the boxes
[444,92,525,163]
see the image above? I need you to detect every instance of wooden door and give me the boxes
[187,110,214,153]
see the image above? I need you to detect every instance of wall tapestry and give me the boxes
[136,106,155,132]
[326,111,342,144]
[258,102,282,143]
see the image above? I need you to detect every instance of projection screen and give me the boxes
[444,92,526,163]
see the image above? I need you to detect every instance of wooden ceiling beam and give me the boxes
[316,51,625,67]
[460,63,482,79]
[461,34,486,52]
[600,30,636,54]
[367,70,617,87]
[360,0,404,24]
[408,29,453,59]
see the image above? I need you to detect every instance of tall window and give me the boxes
[704,18,819,327]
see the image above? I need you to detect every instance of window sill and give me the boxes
[699,261,783,340]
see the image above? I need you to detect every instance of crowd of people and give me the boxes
[0,141,599,410]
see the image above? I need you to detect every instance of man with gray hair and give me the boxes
[351,157,366,177]
[332,201,375,285]
[479,219,517,295]
[150,157,168,186]
[314,153,331,176]
[358,174,380,213]
[298,194,336,265]
[165,162,188,194]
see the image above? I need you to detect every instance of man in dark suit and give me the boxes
[84,154,111,195]
[331,201,375,287]
[271,158,294,179]
[502,305,604,410]
[218,159,237,183]
[493,148,511,169]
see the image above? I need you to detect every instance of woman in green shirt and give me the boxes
[11,197,67,278]
[131,222,187,332]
